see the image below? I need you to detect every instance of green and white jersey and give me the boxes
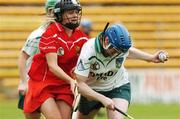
[21,26,45,80]
[75,37,130,91]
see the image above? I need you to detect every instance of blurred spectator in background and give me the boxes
[17,0,57,119]
[80,18,93,38]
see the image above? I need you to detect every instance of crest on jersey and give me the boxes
[90,61,100,70]
[116,58,124,68]
[77,59,89,71]
[75,46,81,55]
[57,47,64,56]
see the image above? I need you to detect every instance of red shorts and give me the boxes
[24,79,74,112]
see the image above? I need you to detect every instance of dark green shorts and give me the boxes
[78,83,131,115]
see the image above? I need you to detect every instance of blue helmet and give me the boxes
[104,24,132,53]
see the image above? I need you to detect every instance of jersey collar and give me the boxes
[55,22,80,33]
[95,33,103,53]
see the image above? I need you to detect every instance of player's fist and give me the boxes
[18,80,28,95]
[158,52,167,62]
[151,50,168,63]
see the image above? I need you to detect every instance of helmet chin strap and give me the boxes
[64,22,79,29]
[62,14,80,29]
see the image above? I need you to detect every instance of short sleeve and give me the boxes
[39,35,57,54]
[74,43,92,77]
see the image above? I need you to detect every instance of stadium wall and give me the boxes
[129,69,180,103]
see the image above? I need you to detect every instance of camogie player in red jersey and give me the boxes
[24,0,88,119]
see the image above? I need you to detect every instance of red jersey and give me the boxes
[24,22,88,112]
[28,22,88,86]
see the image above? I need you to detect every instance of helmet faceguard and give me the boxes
[54,0,82,29]
[103,24,132,53]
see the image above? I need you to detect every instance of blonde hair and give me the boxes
[41,7,56,29]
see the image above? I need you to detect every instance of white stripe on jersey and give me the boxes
[57,37,88,50]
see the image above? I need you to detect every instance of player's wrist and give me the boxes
[19,79,27,84]
[144,54,154,62]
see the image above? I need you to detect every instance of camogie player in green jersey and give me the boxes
[74,23,168,119]
[17,0,57,119]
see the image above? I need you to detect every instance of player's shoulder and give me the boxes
[85,38,95,46]
[39,23,59,43]
[74,28,89,40]
[75,27,86,35]
[81,38,96,53]
[42,23,56,37]
[27,26,45,40]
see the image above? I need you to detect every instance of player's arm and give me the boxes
[128,47,153,61]
[18,51,30,94]
[128,47,168,63]
[75,74,114,110]
[46,53,76,92]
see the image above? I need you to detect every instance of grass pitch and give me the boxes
[0,99,180,119]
